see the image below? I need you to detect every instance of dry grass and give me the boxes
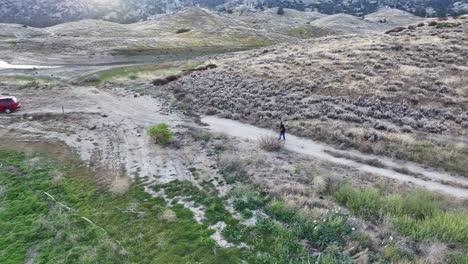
[420,242,447,264]
[257,135,283,151]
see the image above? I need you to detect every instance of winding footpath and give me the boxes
[202,116,468,198]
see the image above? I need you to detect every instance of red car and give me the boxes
[0,96,21,113]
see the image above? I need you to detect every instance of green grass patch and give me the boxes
[0,75,58,87]
[111,46,253,57]
[284,26,330,39]
[76,61,203,86]
[224,199,354,263]
[0,150,245,263]
[334,183,468,242]
[436,22,461,28]
[6,39,18,45]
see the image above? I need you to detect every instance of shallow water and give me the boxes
[0,60,60,69]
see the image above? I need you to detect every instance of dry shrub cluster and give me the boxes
[257,135,282,151]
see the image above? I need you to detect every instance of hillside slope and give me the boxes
[0,8,295,61]
[156,16,468,177]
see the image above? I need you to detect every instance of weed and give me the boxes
[146,123,173,145]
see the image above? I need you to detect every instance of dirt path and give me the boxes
[0,86,194,192]
[202,116,468,198]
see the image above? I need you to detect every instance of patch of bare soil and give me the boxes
[0,84,194,191]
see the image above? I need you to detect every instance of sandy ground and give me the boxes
[0,85,195,192]
[202,116,468,198]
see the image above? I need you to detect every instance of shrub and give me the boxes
[277,7,285,15]
[146,123,173,145]
[258,135,282,151]
[176,28,191,34]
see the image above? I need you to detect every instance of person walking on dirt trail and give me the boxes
[279,121,286,141]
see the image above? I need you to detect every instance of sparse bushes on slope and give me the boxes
[146,123,173,144]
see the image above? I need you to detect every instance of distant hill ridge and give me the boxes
[0,0,466,27]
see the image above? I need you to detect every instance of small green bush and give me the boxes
[146,123,173,144]
[176,28,191,34]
